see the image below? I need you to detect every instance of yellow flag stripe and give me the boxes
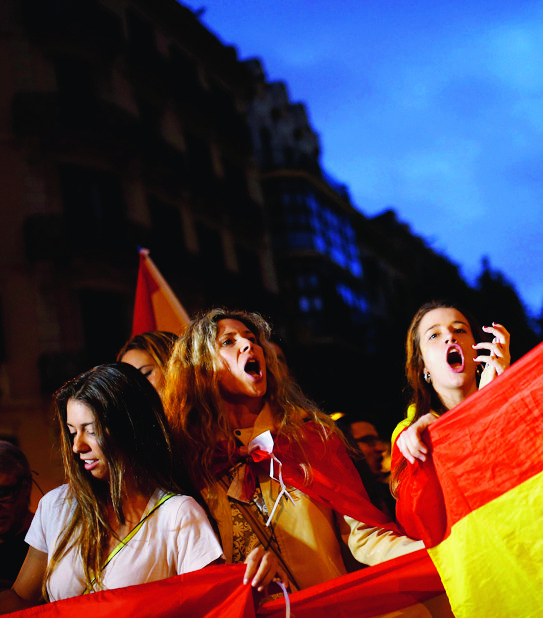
[428,469,543,618]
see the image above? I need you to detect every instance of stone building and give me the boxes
[0,0,278,495]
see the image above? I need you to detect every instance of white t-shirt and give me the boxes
[26,485,223,602]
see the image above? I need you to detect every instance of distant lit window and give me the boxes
[299,295,323,313]
[279,188,363,277]
[337,283,369,316]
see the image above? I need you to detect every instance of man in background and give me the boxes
[350,421,388,479]
[349,421,395,520]
[0,441,34,590]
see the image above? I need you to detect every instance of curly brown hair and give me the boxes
[163,308,338,495]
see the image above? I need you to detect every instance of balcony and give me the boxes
[22,0,124,61]
[24,213,67,261]
[140,135,188,195]
[12,92,138,146]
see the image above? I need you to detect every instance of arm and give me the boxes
[395,413,438,463]
[474,323,511,389]
[341,515,424,566]
[0,547,47,614]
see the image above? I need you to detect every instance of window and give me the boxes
[80,289,128,367]
[336,283,369,320]
[148,196,184,263]
[59,165,125,252]
[278,186,363,277]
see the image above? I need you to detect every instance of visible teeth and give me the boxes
[448,350,462,365]
[245,360,260,375]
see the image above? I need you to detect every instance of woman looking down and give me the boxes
[0,363,222,613]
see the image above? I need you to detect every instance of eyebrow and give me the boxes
[424,320,469,336]
[219,329,254,339]
[66,422,94,429]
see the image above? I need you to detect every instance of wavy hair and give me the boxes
[45,363,186,597]
[163,308,337,493]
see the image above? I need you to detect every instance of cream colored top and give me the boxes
[206,405,423,590]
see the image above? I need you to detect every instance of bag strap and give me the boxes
[218,476,300,591]
[83,491,175,594]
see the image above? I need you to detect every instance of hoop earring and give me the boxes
[424,371,431,384]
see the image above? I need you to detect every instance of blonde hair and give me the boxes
[163,308,337,494]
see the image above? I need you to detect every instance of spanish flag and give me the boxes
[398,342,543,617]
[131,248,191,336]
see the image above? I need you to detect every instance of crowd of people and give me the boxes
[0,301,511,613]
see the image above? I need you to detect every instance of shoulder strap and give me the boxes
[83,492,176,594]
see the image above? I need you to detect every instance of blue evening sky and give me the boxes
[179,1,543,318]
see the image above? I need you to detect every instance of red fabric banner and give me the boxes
[131,248,190,336]
[7,555,448,618]
[7,565,255,618]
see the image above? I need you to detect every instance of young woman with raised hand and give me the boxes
[0,363,222,614]
[391,300,511,537]
[164,308,423,593]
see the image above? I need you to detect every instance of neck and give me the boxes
[223,396,264,429]
[109,481,151,526]
[437,381,478,411]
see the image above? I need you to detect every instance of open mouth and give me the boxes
[82,459,98,470]
[447,345,465,372]
[244,358,262,378]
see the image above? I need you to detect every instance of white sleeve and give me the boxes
[174,497,224,574]
[25,491,53,553]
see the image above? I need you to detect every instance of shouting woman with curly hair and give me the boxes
[164,308,422,593]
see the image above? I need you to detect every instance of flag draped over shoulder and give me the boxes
[396,342,543,617]
[131,248,190,336]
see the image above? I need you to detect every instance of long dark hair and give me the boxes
[405,300,485,422]
[391,300,485,496]
[45,363,187,595]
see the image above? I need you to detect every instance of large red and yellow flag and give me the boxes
[397,342,543,617]
[131,248,190,336]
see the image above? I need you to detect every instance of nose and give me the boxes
[240,338,253,352]
[72,432,89,454]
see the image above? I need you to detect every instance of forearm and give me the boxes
[0,589,39,615]
[343,515,424,566]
